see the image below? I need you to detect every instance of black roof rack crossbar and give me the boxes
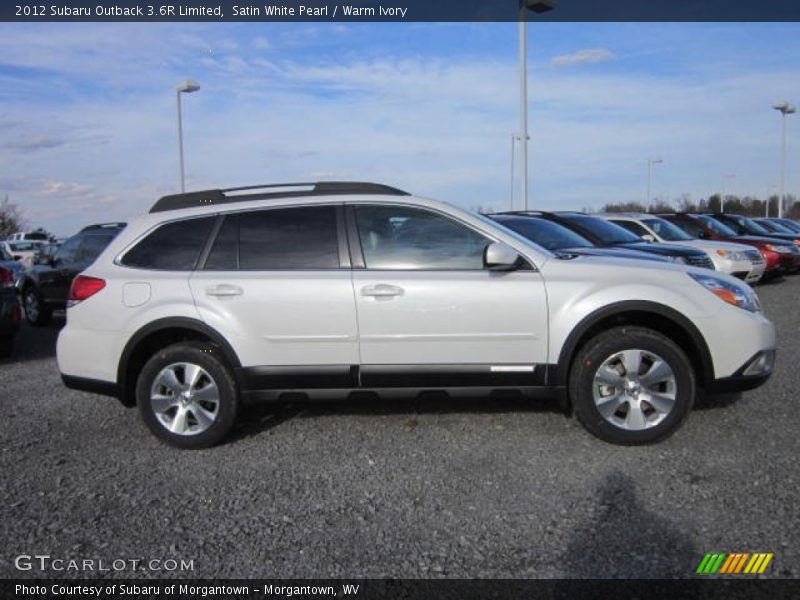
[149,181,410,213]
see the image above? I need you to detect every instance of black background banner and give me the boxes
[3,579,800,600]
[3,0,800,23]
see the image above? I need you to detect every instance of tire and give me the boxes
[23,288,52,326]
[136,341,238,449]
[568,326,695,445]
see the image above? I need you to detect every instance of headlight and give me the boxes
[688,272,761,313]
[669,256,687,264]
[766,243,793,254]
[716,249,747,261]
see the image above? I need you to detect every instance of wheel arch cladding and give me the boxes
[117,317,241,407]
[556,301,714,391]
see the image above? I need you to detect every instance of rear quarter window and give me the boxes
[121,217,215,270]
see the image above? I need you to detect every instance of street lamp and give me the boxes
[176,79,201,193]
[720,173,735,213]
[518,0,556,211]
[646,158,663,211]
[773,101,795,218]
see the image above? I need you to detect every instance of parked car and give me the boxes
[526,212,715,269]
[712,213,800,247]
[0,240,45,270]
[600,213,764,283]
[56,182,775,448]
[7,231,50,242]
[660,213,800,276]
[758,217,800,234]
[0,244,24,283]
[16,223,125,326]
[0,265,22,356]
[488,213,671,264]
[755,217,800,236]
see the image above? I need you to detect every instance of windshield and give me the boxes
[736,216,773,235]
[642,218,693,241]
[777,219,800,233]
[762,220,793,233]
[696,215,738,237]
[492,216,593,250]
[560,214,641,245]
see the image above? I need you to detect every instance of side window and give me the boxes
[121,217,215,270]
[673,219,700,237]
[612,220,650,238]
[238,206,339,270]
[354,205,491,270]
[204,214,239,271]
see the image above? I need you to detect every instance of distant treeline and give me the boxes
[602,194,800,219]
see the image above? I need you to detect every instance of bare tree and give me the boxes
[0,196,25,240]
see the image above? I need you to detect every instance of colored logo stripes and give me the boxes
[696,552,773,574]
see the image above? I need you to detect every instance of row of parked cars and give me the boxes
[0,182,794,447]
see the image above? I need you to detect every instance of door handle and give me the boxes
[205,284,243,297]
[361,284,404,298]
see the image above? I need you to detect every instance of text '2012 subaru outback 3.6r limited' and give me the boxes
[56,182,776,449]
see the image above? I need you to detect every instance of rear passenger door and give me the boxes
[189,204,360,380]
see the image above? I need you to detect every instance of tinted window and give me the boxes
[122,217,215,270]
[239,206,339,270]
[55,236,81,263]
[559,215,641,245]
[493,216,592,250]
[355,205,490,270]
[612,220,650,238]
[642,218,693,241]
[696,215,737,237]
[75,234,114,263]
[204,214,239,270]
[670,218,703,238]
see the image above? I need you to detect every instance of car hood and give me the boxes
[731,234,798,246]
[610,241,705,257]
[557,246,670,262]
[666,239,755,253]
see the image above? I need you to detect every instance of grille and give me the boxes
[745,249,765,264]
[686,255,714,270]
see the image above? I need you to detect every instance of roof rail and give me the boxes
[149,181,410,213]
[79,222,127,232]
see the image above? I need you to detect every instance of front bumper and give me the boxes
[706,349,776,393]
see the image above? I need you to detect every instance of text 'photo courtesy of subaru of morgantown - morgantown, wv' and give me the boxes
[46,182,779,449]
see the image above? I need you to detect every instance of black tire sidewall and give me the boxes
[24,289,51,326]
[569,326,695,445]
[136,342,238,449]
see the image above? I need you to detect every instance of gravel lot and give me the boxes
[1,276,798,580]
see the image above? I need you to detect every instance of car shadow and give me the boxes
[0,318,64,365]
[227,392,566,444]
[694,390,743,410]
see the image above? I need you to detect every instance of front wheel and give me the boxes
[568,326,695,445]
[136,342,238,449]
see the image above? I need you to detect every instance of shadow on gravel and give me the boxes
[560,471,698,580]
[228,392,564,443]
[694,391,743,411]
[0,319,63,365]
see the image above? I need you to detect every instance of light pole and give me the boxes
[519,0,556,211]
[773,101,795,218]
[646,158,663,211]
[766,184,778,217]
[720,173,735,213]
[176,80,201,193]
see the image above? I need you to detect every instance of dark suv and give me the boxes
[17,223,125,326]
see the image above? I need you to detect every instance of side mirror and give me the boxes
[642,234,656,243]
[484,242,523,271]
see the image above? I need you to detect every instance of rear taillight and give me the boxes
[0,268,12,288]
[68,275,106,307]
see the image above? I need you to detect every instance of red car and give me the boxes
[660,213,800,276]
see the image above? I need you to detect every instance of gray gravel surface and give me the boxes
[1,277,798,580]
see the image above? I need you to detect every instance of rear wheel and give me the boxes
[569,326,695,445]
[23,288,52,326]
[137,342,238,449]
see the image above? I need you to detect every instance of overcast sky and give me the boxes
[1,22,799,236]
